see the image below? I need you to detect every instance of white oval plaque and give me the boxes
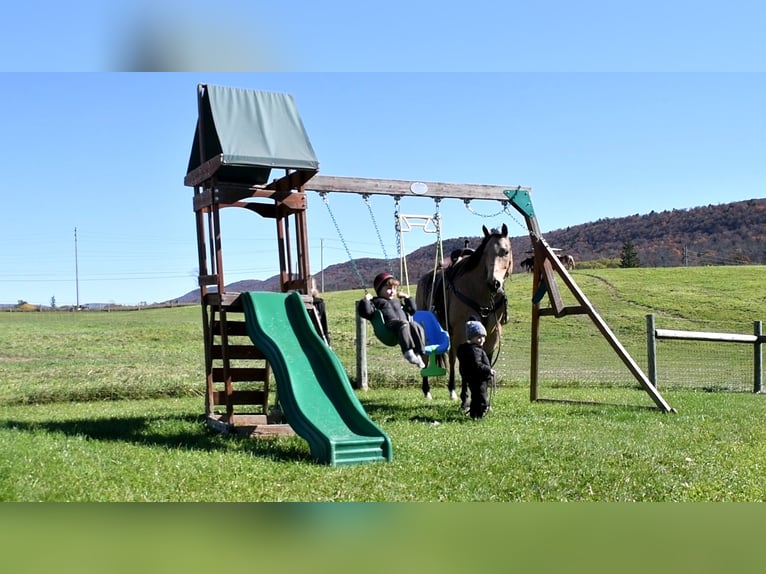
[410,182,428,195]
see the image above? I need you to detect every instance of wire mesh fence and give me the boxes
[336,295,762,404]
[650,317,762,393]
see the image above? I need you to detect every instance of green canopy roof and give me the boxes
[187,84,319,186]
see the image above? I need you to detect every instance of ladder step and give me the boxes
[211,367,268,382]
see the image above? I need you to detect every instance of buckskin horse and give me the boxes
[416,224,513,406]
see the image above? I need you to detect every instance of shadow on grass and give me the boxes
[0,414,312,464]
[360,399,473,425]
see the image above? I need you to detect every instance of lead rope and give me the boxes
[485,289,504,414]
[394,197,412,294]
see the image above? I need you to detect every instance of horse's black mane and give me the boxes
[446,231,496,281]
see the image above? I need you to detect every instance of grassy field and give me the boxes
[0,266,764,501]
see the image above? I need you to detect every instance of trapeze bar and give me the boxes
[398,214,439,233]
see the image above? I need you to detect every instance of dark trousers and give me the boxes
[468,378,490,418]
[387,320,426,356]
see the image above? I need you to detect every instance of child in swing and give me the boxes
[358,272,427,368]
[457,318,495,419]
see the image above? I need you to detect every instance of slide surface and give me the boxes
[241,291,393,466]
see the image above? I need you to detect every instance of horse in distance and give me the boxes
[519,256,535,272]
[558,254,575,270]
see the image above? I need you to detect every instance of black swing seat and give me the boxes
[370,309,399,347]
[357,299,399,347]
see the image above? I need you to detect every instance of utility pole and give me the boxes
[74,227,80,309]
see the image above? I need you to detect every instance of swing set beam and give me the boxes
[307,174,530,201]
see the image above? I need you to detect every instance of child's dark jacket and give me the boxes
[457,342,493,382]
[358,295,416,326]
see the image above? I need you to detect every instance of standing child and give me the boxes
[358,272,427,368]
[457,318,495,419]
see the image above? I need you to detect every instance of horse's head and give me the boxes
[481,224,512,293]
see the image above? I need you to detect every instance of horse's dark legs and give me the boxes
[450,351,469,410]
[421,376,431,398]
[448,354,460,401]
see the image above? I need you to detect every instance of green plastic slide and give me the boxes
[241,291,393,466]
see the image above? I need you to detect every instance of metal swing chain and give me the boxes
[319,192,368,292]
[363,194,394,274]
[394,197,407,286]
[433,198,450,330]
[464,199,526,231]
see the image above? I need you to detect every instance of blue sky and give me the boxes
[2,2,765,72]
[1,3,764,306]
[2,73,763,306]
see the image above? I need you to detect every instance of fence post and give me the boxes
[646,314,657,386]
[356,309,368,391]
[755,320,763,394]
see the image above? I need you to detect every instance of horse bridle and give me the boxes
[446,280,505,320]
[445,275,506,371]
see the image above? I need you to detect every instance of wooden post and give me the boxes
[529,254,542,402]
[754,321,763,394]
[356,309,368,391]
[646,314,657,386]
[530,303,540,402]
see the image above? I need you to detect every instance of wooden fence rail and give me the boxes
[646,314,764,393]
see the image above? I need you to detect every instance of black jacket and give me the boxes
[358,295,416,325]
[457,342,493,382]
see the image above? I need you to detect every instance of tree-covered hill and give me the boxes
[175,197,765,300]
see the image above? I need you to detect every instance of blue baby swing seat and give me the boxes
[413,310,450,377]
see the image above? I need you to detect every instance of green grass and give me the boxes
[1,266,764,501]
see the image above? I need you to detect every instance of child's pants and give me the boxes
[468,378,490,418]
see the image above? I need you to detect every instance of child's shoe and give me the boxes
[403,349,421,366]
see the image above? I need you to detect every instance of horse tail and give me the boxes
[415,272,433,309]
[415,271,434,312]
[416,268,449,328]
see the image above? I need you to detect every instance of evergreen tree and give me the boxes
[620,240,640,268]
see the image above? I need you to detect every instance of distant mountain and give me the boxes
[173,278,280,304]
[172,197,765,301]
[542,198,766,268]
